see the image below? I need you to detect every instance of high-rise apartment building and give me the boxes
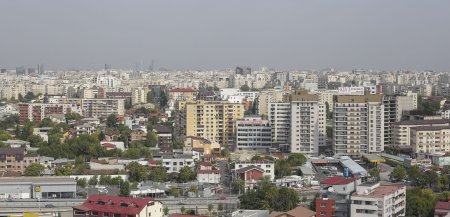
[182,101,244,146]
[268,102,291,152]
[333,94,384,157]
[383,95,416,145]
[236,116,272,150]
[290,91,326,155]
[131,87,148,105]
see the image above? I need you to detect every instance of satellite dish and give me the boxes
[328,187,335,192]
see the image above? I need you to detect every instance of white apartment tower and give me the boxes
[333,94,384,157]
[289,90,326,155]
[268,102,291,152]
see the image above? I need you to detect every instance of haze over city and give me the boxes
[1,0,450,70]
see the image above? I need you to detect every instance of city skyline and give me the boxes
[1,0,450,70]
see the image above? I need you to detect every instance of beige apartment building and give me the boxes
[393,119,450,147]
[131,87,148,105]
[256,90,284,117]
[169,88,198,102]
[0,148,39,174]
[181,100,244,147]
[333,94,384,157]
[410,125,450,154]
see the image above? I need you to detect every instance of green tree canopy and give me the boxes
[391,165,407,181]
[178,166,196,183]
[127,161,149,182]
[240,84,250,91]
[119,181,131,197]
[24,163,45,176]
[149,167,168,182]
[239,180,299,211]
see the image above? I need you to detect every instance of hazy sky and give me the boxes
[1,1,450,71]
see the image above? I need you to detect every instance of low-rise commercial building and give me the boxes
[0,177,76,199]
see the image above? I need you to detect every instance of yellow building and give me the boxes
[182,100,244,147]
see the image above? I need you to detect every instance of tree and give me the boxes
[163,206,169,216]
[240,84,250,91]
[24,163,45,176]
[287,153,306,166]
[180,206,186,214]
[77,178,87,188]
[391,165,407,181]
[178,166,196,183]
[168,186,181,197]
[98,131,105,141]
[149,167,168,182]
[55,163,73,176]
[106,114,117,128]
[88,175,98,186]
[218,203,224,212]
[127,161,149,182]
[65,113,82,121]
[119,181,131,197]
[0,130,12,141]
[275,159,291,178]
[424,170,439,188]
[232,179,245,194]
[145,131,158,147]
[188,186,198,193]
[369,168,380,180]
[208,204,214,216]
[239,181,299,211]
[406,188,437,217]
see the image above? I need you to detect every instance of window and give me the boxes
[320,203,327,207]
[103,213,109,217]
[91,211,99,216]
[320,211,326,215]
[113,214,121,217]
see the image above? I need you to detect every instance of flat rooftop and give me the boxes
[353,185,405,198]
[0,176,76,184]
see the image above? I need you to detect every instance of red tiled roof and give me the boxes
[169,88,196,93]
[235,165,265,174]
[77,195,159,215]
[101,143,116,148]
[435,201,450,210]
[199,162,212,167]
[321,176,355,185]
[197,170,223,174]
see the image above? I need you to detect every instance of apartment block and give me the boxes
[183,100,244,146]
[236,116,272,150]
[268,102,291,152]
[256,90,284,117]
[18,103,76,122]
[350,183,406,217]
[289,90,326,155]
[393,119,450,147]
[333,94,384,157]
[80,98,125,118]
[131,87,148,105]
[0,148,39,174]
[410,126,450,154]
[169,88,198,102]
[383,95,416,145]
